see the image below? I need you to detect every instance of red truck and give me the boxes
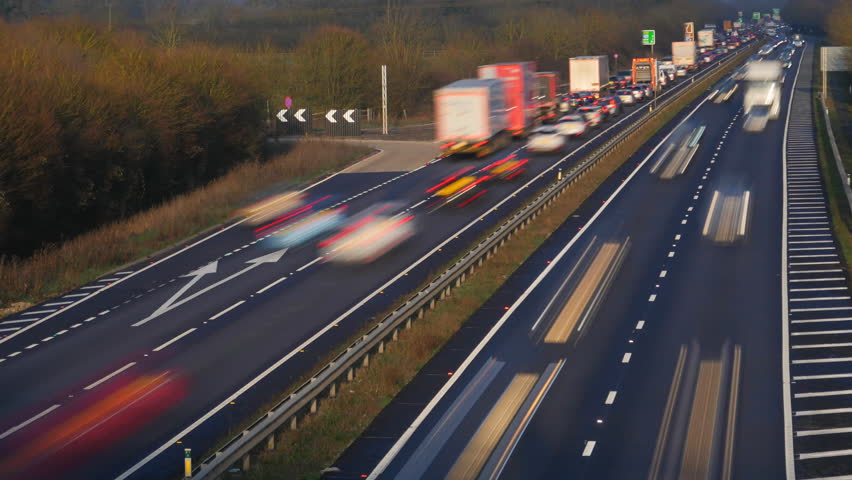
[478,62,537,137]
[535,72,558,121]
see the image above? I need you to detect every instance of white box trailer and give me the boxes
[569,56,610,93]
[435,79,510,157]
[698,29,715,48]
[672,41,697,66]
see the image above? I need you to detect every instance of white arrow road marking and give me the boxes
[325,110,337,123]
[295,108,306,122]
[132,249,287,327]
[276,109,288,123]
[143,261,218,323]
[343,109,355,122]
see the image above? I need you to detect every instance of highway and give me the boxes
[0,45,747,479]
[329,43,804,480]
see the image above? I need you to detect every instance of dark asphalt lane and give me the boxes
[0,45,748,480]
[328,42,785,480]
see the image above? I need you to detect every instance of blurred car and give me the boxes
[485,156,529,180]
[266,205,347,249]
[528,125,567,153]
[625,85,646,101]
[555,114,589,137]
[594,96,622,117]
[237,192,306,227]
[615,89,637,105]
[616,70,634,83]
[676,66,688,77]
[576,106,604,128]
[319,203,415,263]
[632,84,652,98]
[250,194,336,238]
[577,91,600,102]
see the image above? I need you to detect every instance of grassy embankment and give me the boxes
[229,48,756,480]
[0,140,371,318]
[813,43,852,276]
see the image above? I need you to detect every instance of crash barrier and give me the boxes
[190,41,762,480]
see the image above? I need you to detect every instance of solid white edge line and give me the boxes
[0,404,61,440]
[209,301,245,321]
[365,86,716,480]
[83,361,136,391]
[0,146,410,346]
[781,43,806,480]
[152,328,198,352]
[118,61,725,480]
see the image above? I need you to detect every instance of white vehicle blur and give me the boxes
[527,125,566,152]
[555,114,588,137]
[615,89,636,105]
[576,106,603,128]
[319,203,415,264]
[743,60,783,132]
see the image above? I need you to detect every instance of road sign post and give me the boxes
[642,29,657,110]
[381,64,388,135]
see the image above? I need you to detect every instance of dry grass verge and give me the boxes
[232,51,749,480]
[0,140,371,312]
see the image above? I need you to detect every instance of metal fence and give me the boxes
[190,42,761,480]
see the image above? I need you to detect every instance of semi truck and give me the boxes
[569,56,610,94]
[697,29,715,48]
[434,78,510,157]
[742,60,783,132]
[632,57,658,91]
[534,72,558,119]
[672,41,697,67]
[478,62,537,137]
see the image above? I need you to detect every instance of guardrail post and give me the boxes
[310,398,318,414]
[392,327,399,341]
[347,367,354,381]
[378,340,385,354]
[266,433,275,451]
[290,415,298,430]
[329,381,337,398]
[242,453,251,472]
[362,353,370,368]
[429,298,436,310]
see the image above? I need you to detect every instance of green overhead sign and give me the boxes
[773,8,780,15]
[753,12,760,20]
[642,29,656,46]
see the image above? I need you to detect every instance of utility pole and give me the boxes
[381,64,388,135]
[106,0,113,31]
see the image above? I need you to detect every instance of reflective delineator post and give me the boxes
[185,448,192,477]
[558,168,562,180]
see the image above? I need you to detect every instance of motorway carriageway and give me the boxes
[0,46,745,480]
[330,44,799,480]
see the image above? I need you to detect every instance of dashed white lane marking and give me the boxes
[70,323,82,329]
[795,373,852,381]
[622,353,632,363]
[797,427,852,437]
[84,362,136,390]
[796,407,852,416]
[648,294,657,302]
[54,329,68,335]
[7,351,21,357]
[24,344,38,350]
[63,293,90,298]
[793,342,852,349]
[636,321,645,330]
[296,257,323,272]
[793,358,852,365]
[257,276,288,294]
[582,441,597,456]
[668,252,675,258]
[605,391,617,405]
[21,310,57,316]
[0,404,61,440]
[660,270,667,278]
[0,327,20,333]
[0,318,39,325]
[153,328,198,352]
[209,301,245,321]
[795,390,852,399]
[84,316,96,322]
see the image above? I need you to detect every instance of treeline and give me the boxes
[0,18,265,257]
[784,0,852,45]
[253,0,735,117]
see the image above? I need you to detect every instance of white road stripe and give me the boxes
[797,427,852,437]
[794,373,852,380]
[0,318,39,325]
[792,317,852,324]
[21,309,57,315]
[0,404,61,440]
[209,301,245,321]
[582,441,597,456]
[257,276,288,294]
[153,328,198,352]
[795,389,852,398]
[83,362,136,390]
[792,342,852,349]
[296,257,323,272]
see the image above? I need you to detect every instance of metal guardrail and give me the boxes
[190,42,761,480]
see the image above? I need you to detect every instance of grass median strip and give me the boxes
[227,51,752,480]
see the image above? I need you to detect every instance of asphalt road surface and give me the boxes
[0,45,749,480]
[330,43,804,480]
